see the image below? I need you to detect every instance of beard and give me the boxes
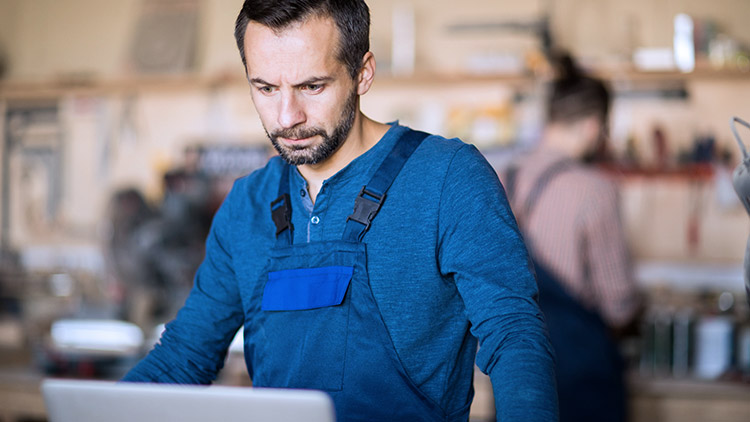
[267,91,358,166]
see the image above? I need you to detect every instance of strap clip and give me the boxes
[346,186,385,231]
[270,193,293,236]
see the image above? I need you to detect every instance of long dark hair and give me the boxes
[234,0,371,80]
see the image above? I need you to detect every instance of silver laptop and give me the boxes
[42,379,336,422]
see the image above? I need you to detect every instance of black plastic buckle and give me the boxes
[346,186,385,230]
[270,193,293,236]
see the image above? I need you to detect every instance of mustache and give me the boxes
[271,126,327,141]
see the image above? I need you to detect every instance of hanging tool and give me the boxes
[731,116,750,302]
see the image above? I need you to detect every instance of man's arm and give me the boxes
[437,144,558,421]
[582,179,642,331]
[122,185,245,384]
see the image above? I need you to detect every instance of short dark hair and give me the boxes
[547,51,611,125]
[234,0,370,79]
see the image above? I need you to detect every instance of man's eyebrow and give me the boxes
[249,77,275,87]
[248,76,335,88]
[292,76,334,88]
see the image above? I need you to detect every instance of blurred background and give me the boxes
[0,0,748,421]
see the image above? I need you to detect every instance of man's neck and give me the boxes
[540,125,582,158]
[298,114,390,203]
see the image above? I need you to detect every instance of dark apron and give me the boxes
[534,262,625,422]
[506,161,626,422]
[244,130,469,422]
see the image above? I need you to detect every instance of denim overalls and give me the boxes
[244,130,463,421]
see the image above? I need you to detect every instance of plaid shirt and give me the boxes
[501,149,641,328]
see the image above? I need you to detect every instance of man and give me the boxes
[502,52,641,422]
[123,1,558,420]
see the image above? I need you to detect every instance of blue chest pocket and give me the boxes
[262,266,353,311]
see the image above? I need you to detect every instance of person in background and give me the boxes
[122,1,558,421]
[107,161,214,329]
[107,188,161,327]
[502,51,642,422]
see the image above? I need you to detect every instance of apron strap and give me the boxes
[343,129,429,242]
[271,163,293,246]
[522,159,573,220]
[505,159,573,228]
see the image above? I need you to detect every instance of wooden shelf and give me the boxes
[0,72,249,100]
[603,163,715,181]
[0,65,747,100]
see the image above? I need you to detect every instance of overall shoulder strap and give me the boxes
[270,162,293,246]
[521,159,574,222]
[342,129,430,242]
[504,165,519,207]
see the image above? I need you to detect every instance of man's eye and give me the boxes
[258,86,274,94]
[303,84,323,92]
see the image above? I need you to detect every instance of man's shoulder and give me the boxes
[224,156,286,207]
[420,131,494,168]
[565,165,619,196]
[403,128,484,169]
[400,128,500,192]
[518,151,617,193]
[414,130,466,154]
[235,155,284,185]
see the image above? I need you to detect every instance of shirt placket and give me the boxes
[293,172,330,244]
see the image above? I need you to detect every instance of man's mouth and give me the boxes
[280,136,313,143]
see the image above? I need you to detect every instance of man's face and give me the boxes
[243,16,358,166]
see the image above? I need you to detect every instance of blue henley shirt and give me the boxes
[123,123,558,421]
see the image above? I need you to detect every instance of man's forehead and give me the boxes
[243,16,343,81]
[244,15,338,52]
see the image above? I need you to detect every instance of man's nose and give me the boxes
[278,92,306,129]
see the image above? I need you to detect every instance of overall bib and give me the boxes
[244,130,464,421]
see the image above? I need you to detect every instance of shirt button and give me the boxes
[311,216,320,225]
[300,189,306,197]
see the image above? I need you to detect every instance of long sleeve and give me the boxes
[437,145,558,421]
[581,179,640,328]
[122,187,245,384]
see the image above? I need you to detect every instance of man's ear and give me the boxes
[356,52,376,96]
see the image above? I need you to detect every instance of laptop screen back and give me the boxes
[42,379,336,422]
